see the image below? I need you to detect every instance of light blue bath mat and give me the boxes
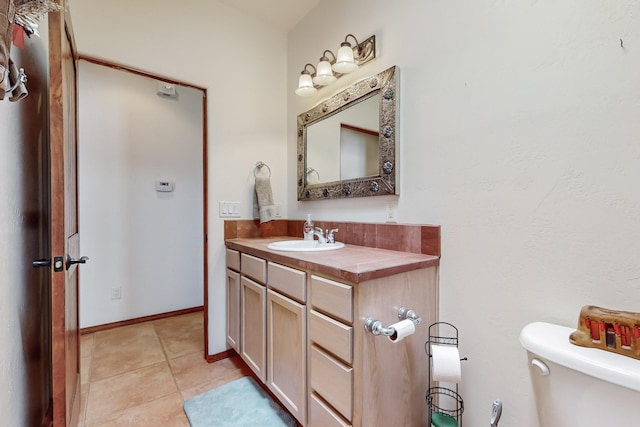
[183,376,297,427]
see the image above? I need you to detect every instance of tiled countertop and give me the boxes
[225,237,440,284]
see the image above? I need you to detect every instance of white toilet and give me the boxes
[520,322,640,426]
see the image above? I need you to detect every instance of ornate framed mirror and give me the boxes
[297,66,398,201]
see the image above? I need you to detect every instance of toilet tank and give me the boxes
[520,322,640,427]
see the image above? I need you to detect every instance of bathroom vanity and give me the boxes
[225,237,439,427]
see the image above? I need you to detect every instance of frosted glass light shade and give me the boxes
[313,59,336,85]
[295,73,317,96]
[332,44,358,74]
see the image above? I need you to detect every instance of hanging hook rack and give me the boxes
[254,161,271,178]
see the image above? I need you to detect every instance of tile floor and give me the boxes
[79,312,250,427]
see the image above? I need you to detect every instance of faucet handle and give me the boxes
[326,228,339,243]
[313,227,327,244]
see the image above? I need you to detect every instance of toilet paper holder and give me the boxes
[364,306,422,336]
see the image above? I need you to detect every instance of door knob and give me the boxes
[32,258,51,268]
[66,255,89,270]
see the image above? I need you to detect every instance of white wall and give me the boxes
[289,1,640,425]
[78,61,204,327]
[67,1,640,424]
[68,0,288,351]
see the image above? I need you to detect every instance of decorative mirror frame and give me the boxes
[297,65,398,201]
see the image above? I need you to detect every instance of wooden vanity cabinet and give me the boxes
[226,251,308,424]
[225,269,241,351]
[226,242,438,427]
[239,253,267,381]
[266,262,307,423]
[308,275,354,426]
[240,276,266,381]
[225,249,241,352]
[308,268,438,427]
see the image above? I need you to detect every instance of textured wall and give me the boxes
[0,21,51,427]
[288,1,640,425]
[63,1,640,424]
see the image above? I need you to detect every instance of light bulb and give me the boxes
[332,43,358,74]
[313,58,336,86]
[295,73,317,96]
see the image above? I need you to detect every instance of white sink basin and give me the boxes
[267,240,345,252]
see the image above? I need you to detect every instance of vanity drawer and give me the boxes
[310,275,353,324]
[310,345,353,422]
[267,262,306,303]
[309,310,353,364]
[241,253,267,283]
[309,393,351,427]
[226,249,240,271]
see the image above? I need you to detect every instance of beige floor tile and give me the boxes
[81,355,92,385]
[91,323,166,381]
[87,393,190,427]
[158,327,204,359]
[94,322,157,348]
[85,362,177,425]
[81,333,95,358]
[180,355,249,400]
[80,313,249,427]
[78,383,90,427]
[154,313,204,359]
[153,312,202,334]
[169,352,245,392]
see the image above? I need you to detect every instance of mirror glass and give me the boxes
[297,66,398,200]
[306,93,379,184]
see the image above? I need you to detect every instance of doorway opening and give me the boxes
[76,56,209,357]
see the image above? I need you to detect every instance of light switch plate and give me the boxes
[219,201,241,218]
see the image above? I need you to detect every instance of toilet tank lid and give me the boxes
[520,322,640,393]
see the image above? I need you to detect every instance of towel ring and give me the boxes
[254,161,271,178]
[306,167,320,181]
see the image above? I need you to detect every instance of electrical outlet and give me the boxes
[274,203,282,218]
[386,203,397,223]
[111,287,121,300]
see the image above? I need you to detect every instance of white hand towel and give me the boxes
[255,176,276,223]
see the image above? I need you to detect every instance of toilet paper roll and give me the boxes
[431,345,462,383]
[388,319,416,343]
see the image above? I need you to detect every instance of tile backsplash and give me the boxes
[224,219,440,257]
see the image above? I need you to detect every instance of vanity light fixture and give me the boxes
[295,33,376,97]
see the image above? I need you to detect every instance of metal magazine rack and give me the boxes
[426,322,465,427]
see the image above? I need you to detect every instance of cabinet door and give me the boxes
[241,276,266,381]
[226,268,241,351]
[267,289,307,424]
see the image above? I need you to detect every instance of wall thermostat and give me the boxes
[156,181,175,192]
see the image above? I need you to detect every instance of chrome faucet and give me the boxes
[313,227,327,244]
[326,228,339,244]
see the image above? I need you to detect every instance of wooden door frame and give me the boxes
[76,55,210,358]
